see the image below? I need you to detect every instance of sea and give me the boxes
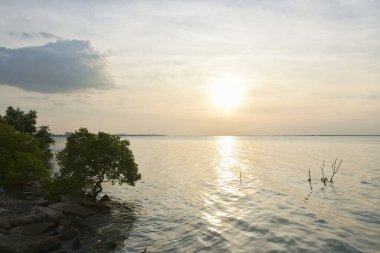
[52,135,380,253]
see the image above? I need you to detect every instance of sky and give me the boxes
[0,0,379,135]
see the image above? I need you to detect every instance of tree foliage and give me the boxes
[3,106,37,134]
[0,106,54,189]
[2,106,55,167]
[0,121,49,188]
[55,128,140,199]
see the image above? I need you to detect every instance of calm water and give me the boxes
[52,136,380,253]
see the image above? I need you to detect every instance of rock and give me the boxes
[99,195,110,202]
[55,227,79,241]
[76,214,112,232]
[9,213,48,227]
[71,237,81,249]
[106,240,118,249]
[34,199,50,207]
[9,221,55,235]
[31,206,63,221]
[60,194,83,204]
[58,216,75,230]
[81,200,111,210]
[0,208,10,216]
[0,234,61,253]
[0,228,9,235]
[49,202,95,218]
[52,250,70,253]
[55,225,64,234]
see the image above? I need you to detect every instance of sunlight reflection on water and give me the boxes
[52,136,380,253]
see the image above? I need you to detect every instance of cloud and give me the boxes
[0,40,114,93]
[8,31,62,40]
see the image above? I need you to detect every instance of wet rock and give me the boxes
[56,227,79,241]
[0,228,9,235]
[31,206,63,221]
[81,200,111,211]
[9,221,55,235]
[106,240,118,249]
[52,250,70,253]
[60,194,83,204]
[0,234,61,253]
[34,199,50,207]
[99,195,110,202]
[76,214,112,232]
[9,213,48,227]
[49,203,95,218]
[0,208,10,216]
[58,216,75,230]
[55,225,64,234]
[71,237,81,249]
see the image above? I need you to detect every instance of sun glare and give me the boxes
[211,77,244,109]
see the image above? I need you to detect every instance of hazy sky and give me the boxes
[0,0,379,135]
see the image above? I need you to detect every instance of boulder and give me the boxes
[0,208,10,216]
[0,234,61,253]
[58,216,75,230]
[60,194,83,204]
[76,214,112,232]
[9,221,55,235]
[55,227,79,241]
[99,195,110,202]
[49,203,95,218]
[81,200,111,210]
[71,237,81,249]
[31,206,64,221]
[34,199,50,207]
[9,213,48,227]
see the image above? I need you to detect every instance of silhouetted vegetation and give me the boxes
[0,107,55,189]
[50,128,141,200]
[307,159,343,192]
[1,106,140,201]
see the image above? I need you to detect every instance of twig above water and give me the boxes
[308,170,312,191]
[330,159,343,183]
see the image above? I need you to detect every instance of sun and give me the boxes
[211,77,244,109]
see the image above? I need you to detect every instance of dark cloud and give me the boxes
[0,40,114,93]
[8,31,62,40]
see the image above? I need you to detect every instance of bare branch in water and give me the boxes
[320,160,328,185]
[308,170,312,190]
[330,159,343,183]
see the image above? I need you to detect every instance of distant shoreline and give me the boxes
[52,134,167,137]
[52,134,380,137]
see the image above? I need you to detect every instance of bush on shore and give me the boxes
[50,128,141,200]
[0,106,141,202]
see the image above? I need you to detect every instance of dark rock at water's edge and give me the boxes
[71,237,82,250]
[99,194,111,202]
[0,234,61,253]
[9,221,55,235]
[49,202,96,218]
[0,191,135,253]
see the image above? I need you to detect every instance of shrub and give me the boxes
[53,128,141,199]
[0,121,49,188]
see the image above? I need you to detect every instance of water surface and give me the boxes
[53,136,380,252]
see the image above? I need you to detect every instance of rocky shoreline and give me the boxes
[0,190,120,253]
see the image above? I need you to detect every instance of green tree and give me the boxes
[35,125,55,165]
[55,128,140,199]
[0,121,49,188]
[4,106,37,134]
[2,106,55,167]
